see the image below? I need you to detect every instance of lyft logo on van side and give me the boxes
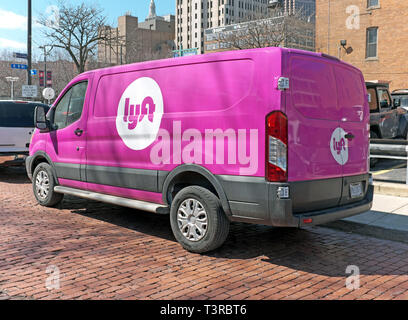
[116,77,164,151]
[333,137,346,155]
[330,127,349,165]
[123,96,156,130]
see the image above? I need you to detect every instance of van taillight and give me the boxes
[266,111,288,182]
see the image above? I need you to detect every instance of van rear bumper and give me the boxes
[217,174,374,228]
[296,185,373,227]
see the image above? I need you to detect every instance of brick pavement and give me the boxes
[0,167,407,300]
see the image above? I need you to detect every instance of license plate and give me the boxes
[350,183,363,199]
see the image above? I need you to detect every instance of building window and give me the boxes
[366,27,378,58]
[367,0,379,8]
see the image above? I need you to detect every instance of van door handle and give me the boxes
[345,133,355,140]
[74,129,83,137]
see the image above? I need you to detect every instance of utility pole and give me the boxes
[27,0,32,85]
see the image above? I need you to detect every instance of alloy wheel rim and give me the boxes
[177,198,208,242]
[35,170,50,200]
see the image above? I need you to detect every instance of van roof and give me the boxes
[79,47,358,78]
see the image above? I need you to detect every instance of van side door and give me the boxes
[45,80,90,185]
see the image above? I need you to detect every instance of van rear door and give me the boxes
[334,64,369,177]
[285,53,343,211]
[334,64,370,205]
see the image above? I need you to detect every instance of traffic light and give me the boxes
[46,71,52,87]
[39,70,45,87]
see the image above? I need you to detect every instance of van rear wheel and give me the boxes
[170,186,230,253]
[32,163,64,207]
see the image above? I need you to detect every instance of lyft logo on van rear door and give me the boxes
[116,77,164,150]
[330,127,349,165]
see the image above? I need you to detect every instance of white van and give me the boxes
[0,101,49,157]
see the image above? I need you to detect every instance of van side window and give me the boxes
[53,89,72,130]
[53,81,88,130]
[67,82,88,125]
[368,88,378,112]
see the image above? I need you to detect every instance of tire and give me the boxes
[370,131,379,168]
[170,186,230,253]
[32,163,64,207]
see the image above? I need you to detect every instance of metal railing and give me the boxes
[370,139,408,184]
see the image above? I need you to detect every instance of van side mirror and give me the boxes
[394,98,401,108]
[34,106,50,133]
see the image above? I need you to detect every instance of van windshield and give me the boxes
[0,102,50,128]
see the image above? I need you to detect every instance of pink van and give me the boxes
[27,47,373,253]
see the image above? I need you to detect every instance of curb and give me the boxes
[322,220,408,245]
[373,181,408,197]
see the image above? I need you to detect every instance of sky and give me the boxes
[0,0,175,54]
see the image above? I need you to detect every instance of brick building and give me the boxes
[0,58,76,102]
[316,0,408,91]
[98,1,175,65]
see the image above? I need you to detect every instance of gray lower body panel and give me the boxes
[216,174,373,228]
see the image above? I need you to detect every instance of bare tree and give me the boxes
[217,7,314,51]
[37,0,111,73]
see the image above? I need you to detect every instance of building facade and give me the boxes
[98,1,175,65]
[204,14,315,53]
[204,0,315,54]
[316,0,408,91]
[176,0,271,54]
[270,0,315,19]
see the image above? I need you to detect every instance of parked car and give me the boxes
[0,100,50,158]
[391,89,408,111]
[366,82,408,140]
[27,48,373,253]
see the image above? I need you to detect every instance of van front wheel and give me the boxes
[170,186,230,253]
[32,163,64,207]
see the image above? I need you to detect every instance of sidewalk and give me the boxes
[324,193,408,243]
[344,194,408,232]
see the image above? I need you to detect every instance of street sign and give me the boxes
[172,48,198,58]
[30,70,37,76]
[13,52,28,59]
[11,64,28,70]
[22,85,38,98]
[42,87,55,101]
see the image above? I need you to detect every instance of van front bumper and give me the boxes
[216,174,374,228]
